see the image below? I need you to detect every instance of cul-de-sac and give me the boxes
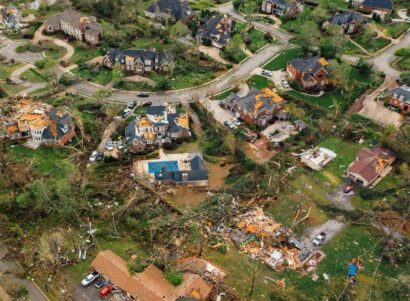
[0,0,409,300]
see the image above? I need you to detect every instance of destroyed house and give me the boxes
[45,9,102,45]
[198,14,232,49]
[91,250,212,301]
[125,104,191,151]
[154,154,209,187]
[287,56,329,91]
[0,100,76,147]
[347,147,395,187]
[300,148,337,171]
[224,88,286,128]
[145,0,196,25]
[103,48,174,75]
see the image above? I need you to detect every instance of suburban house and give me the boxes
[91,250,213,301]
[224,88,286,128]
[352,0,393,19]
[103,48,174,75]
[287,56,329,91]
[323,11,366,34]
[0,99,76,147]
[197,14,232,49]
[145,0,196,25]
[389,85,410,113]
[347,148,395,187]
[300,148,337,171]
[44,9,102,45]
[125,104,191,152]
[0,4,20,30]
[154,153,209,187]
[261,0,303,17]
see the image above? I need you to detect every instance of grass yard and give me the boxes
[70,41,103,64]
[20,68,48,83]
[342,39,367,55]
[246,28,269,53]
[263,47,303,71]
[352,34,390,54]
[212,89,233,100]
[248,74,274,89]
[373,21,410,39]
[318,137,366,181]
[0,62,23,80]
[74,65,119,86]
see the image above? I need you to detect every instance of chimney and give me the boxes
[182,172,189,182]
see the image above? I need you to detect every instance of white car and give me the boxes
[81,271,99,286]
[261,69,273,77]
[106,141,114,151]
[405,17,410,23]
[281,80,290,88]
[89,151,98,162]
[312,232,326,247]
[224,120,236,129]
[231,118,242,126]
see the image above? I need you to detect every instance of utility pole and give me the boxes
[249,267,256,297]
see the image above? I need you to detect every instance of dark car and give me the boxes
[96,152,104,162]
[95,279,109,288]
[142,101,152,107]
[137,92,149,97]
[127,101,137,109]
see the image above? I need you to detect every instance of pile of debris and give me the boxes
[227,207,325,274]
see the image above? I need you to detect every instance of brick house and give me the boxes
[45,9,102,45]
[125,104,191,151]
[347,148,395,187]
[352,0,393,19]
[0,100,76,147]
[287,56,329,91]
[261,0,303,17]
[389,85,410,114]
[102,48,174,75]
[224,88,286,128]
[145,0,196,25]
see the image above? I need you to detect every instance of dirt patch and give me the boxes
[243,139,276,163]
[207,161,232,189]
[184,104,203,136]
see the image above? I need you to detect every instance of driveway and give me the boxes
[326,185,355,211]
[302,219,347,249]
[201,98,234,124]
[72,284,106,301]
[0,38,42,63]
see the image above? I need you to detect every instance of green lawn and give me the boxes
[0,62,23,80]
[246,28,269,53]
[353,34,390,54]
[248,74,273,89]
[70,41,103,64]
[342,39,367,55]
[212,89,234,100]
[20,68,48,83]
[73,66,119,86]
[263,47,303,71]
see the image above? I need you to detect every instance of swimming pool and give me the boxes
[148,161,179,173]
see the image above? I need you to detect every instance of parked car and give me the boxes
[343,184,354,194]
[89,151,98,162]
[121,108,131,118]
[106,141,114,151]
[231,118,242,126]
[281,80,290,88]
[81,271,99,286]
[96,152,104,162]
[137,92,149,97]
[95,279,109,288]
[142,101,153,107]
[218,100,225,106]
[405,17,410,23]
[117,141,125,150]
[224,120,235,129]
[127,101,137,109]
[261,69,272,77]
[100,284,113,298]
[312,232,326,247]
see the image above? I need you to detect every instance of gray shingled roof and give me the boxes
[45,9,101,35]
[362,0,393,10]
[199,14,231,47]
[227,88,285,114]
[42,108,74,140]
[146,0,195,21]
[391,86,410,104]
[328,11,365,26]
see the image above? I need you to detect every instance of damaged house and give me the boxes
[0,4,20,30]
[224,88,286,128]
[0,99,76,148]
[44,9,102,45]
[261,0,303,18]
[103,48,174,75]
[197,14,232,49]
[322,11,366,34]
[125,104,191,152]
[300,147,337,171]
[287,56,329,91]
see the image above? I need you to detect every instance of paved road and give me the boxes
[302,218,346,250]
[215,2,294,43]
[0,38,43,63]
[72,43,284,103]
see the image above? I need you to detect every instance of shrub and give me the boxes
[164,269,183,286]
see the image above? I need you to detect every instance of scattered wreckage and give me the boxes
[222,207,325,274]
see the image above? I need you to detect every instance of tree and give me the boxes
[242,1,257,27]
[298,21,321,52]
[170,21,190,39]
[357,58,372,76]
[399,72,410,85]
[313,5,328,23]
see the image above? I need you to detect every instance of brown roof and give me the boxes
[348,147,395,183]
[91,250,212,301]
